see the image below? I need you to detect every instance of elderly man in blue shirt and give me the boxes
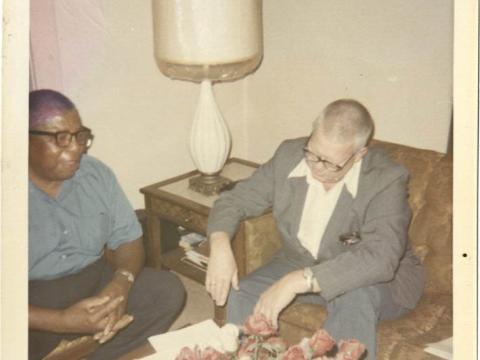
[28,89,186,360]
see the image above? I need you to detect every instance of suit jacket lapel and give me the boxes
[315,152,378,260]
[316,184,355,261]
[285,177,309,243]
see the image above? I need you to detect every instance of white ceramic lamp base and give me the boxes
[188,80,232,196]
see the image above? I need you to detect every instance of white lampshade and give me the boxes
[152,0,263,82]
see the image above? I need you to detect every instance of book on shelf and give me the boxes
[179,231,206,250]
[180,256,207,272]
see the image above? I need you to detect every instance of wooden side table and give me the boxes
[139,158,277,325]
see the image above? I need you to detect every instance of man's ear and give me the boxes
[354,147,368,161]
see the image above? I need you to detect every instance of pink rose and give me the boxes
[200,346,230,360]
[175,346,201,360]
[281,345,308,360]
[241,314,277,337]
[308,329,335,356]
[336,339,366,360]
[237,336,259,358]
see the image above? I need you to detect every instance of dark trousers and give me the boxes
[29,258,186,360]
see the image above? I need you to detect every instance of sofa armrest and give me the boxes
[239,212,282,275]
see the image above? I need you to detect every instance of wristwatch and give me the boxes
[303,267,314,292]
[116,269,135,283]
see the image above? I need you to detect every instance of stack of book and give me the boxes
[179,231,209,271]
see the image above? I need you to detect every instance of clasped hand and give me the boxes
[62,278,133,344]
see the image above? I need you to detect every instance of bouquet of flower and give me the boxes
[175,314,366,360]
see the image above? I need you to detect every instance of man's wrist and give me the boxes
[209,232,232,253]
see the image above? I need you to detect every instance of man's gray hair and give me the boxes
[312,99,374,151]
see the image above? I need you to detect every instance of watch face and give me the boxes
[117,269,134,282]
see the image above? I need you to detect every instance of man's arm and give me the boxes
[205,232,239,306]
[206,147,282,305]
[95,237,145,342]
[108,236,145,279]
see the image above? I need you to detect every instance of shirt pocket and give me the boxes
[76,212,111,255]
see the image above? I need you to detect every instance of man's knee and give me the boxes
[328,286,381,314]
[226,284,258,325]
[130,268,186,313]
[227,287,244,308]
[158,270,186,312]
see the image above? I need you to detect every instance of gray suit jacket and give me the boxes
[208,137,425,309]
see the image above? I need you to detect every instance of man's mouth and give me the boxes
[61,159,80,167]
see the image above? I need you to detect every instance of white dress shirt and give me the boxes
[288,158,362,258]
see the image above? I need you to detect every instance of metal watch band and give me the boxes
[303,267,314,292]
[116,269,135,283]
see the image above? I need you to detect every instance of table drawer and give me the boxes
[150,198,207,233]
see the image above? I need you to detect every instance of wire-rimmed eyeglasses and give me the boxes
[29,127,94,148]
[302,147,356,172]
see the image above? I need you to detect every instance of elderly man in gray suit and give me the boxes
[205,99,425,359]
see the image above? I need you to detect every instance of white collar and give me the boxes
[288,158,362,198]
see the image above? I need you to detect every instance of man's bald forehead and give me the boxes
[29,89,76,128]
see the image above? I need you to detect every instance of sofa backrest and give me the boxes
[370,140,452,295]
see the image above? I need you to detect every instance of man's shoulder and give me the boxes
[268,137,308,172]
[362,147,409,183]
[272,137,308,162]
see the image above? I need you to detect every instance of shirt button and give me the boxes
[63,230,68,235]
[61,254,67,259]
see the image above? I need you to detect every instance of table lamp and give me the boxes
[152,0,263,195]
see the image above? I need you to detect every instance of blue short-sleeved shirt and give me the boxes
[29,155,142,281]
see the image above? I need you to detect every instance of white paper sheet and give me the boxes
[424,337,453,359]
[145,320,238,360]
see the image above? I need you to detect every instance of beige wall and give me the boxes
[31,0,453,208]
[244,0,453,162]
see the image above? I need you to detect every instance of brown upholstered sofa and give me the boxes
[235,139,452,359]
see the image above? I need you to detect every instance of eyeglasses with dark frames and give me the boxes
[302,147,356,172]
[29,127,94,148]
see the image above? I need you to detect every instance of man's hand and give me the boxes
[94,275,133,343]
[205,232,239,306]
[60,295,130,335]
[254,270,309,329]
